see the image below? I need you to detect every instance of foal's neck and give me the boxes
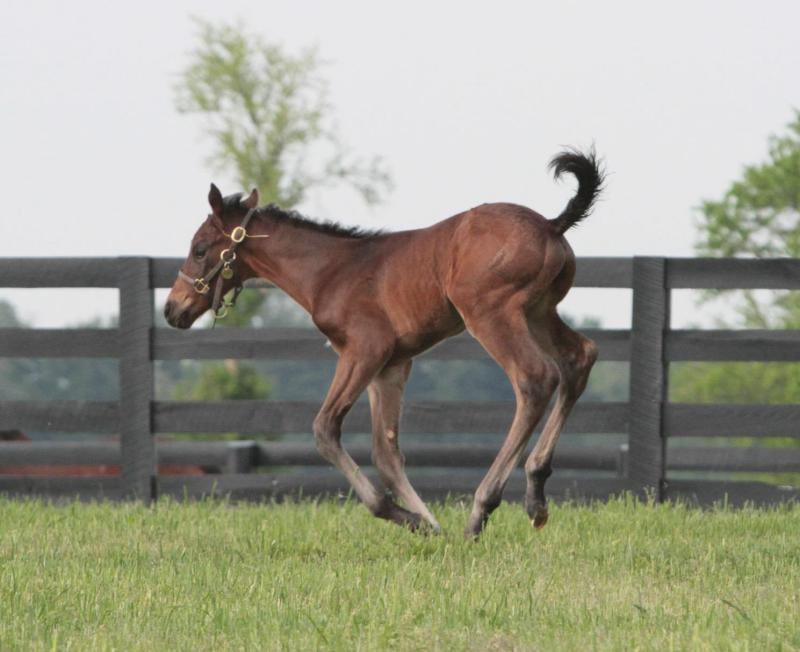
[240,214,364,314]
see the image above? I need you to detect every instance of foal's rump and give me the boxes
[444,146,604,312]
[444,202,573,312]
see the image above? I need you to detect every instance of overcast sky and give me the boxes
[2,1,799,327]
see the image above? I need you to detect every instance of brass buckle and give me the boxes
[220,248,237,263]
[230,226,246,243]
[193,278,210,294]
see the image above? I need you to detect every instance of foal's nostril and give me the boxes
[164,301,174,322]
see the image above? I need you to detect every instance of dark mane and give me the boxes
[262,204,385,239]
[223,193,383,239]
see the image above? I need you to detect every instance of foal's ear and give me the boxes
[208,183,224,216]
[241,188,259,210]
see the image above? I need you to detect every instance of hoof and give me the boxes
[526,497,548,530]
[420,520,443,536]
[374,496,422,531]
[402,510,423,532]
[464,512,487,540]
[531,506,549,530]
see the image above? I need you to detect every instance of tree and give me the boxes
[175,18,391,327]
[176,19,391,211]
[172,18,391,406]
[672,110,800,406]
[173,364,270,402]
[694,109,800,328]
[0,299,22,329]
[696,110,800,262]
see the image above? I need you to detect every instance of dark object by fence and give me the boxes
[0,256,799,506]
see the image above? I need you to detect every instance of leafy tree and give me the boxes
[0,299,21,328]
[172,18,391,405]
[175,19,390,211]
[695,110,800,262]
[173,363,270,401]
[693,109,800,329]
[175,18,390,327]
[671,361,800,405]
[672,110,800,406]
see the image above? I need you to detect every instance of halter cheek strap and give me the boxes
[177,206,269,320]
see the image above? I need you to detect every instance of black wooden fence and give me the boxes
[1,256,799,506]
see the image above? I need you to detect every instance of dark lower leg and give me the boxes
[316,410,422,530]
[465,376,556,538]
[523,387,570,529]
[523,330,596,529]
[525,461,552,528]
[459,311,559,539]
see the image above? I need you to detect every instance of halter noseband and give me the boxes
[177,207,269,320]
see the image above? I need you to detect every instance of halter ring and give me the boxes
[220,248,236,263]
[230,226,246,243]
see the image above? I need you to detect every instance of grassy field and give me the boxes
[1,496,798,651]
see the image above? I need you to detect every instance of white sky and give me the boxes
[1,1,799,327]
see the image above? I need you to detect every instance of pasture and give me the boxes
[1,496,798,651]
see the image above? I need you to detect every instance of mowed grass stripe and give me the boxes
[1,497,798,651]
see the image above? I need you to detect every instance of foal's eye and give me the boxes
[193,244,208,260]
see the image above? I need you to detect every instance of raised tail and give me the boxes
[548,147,605,234]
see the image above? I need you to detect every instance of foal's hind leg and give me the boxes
[368,360,442,533]
[461,312,560,538]
[524,316,597,529]
[313,343,422,530]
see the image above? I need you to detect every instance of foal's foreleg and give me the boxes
[313,348,422,529]
[524,326,597,529]
[368,360,441,533]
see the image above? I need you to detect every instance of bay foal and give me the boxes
[165,149,603,537]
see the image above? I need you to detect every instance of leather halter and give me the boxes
[177,206,268,320]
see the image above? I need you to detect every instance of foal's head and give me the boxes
[164,183,259,329]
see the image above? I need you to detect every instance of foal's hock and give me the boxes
[164,148,604,537]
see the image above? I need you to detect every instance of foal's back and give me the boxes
[371,201,570,293]
[334,202,571,358]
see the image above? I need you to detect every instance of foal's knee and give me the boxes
[313,412,341,462]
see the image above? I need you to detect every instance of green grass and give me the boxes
[1,496,799,651]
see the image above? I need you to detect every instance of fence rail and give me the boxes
[4,440,800,473]
[1,256,799,506]
[5,326,800,362]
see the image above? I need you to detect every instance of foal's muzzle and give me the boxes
[164,294,205,329]
[164,299,187,329]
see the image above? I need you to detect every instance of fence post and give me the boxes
[225,441,257,473]
[628,257,669,501]
[118,257,156,503]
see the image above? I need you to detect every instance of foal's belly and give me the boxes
[389,303,466,361]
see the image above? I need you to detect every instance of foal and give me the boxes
[165,149,603,537]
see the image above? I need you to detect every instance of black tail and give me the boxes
[548,147,605,234]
